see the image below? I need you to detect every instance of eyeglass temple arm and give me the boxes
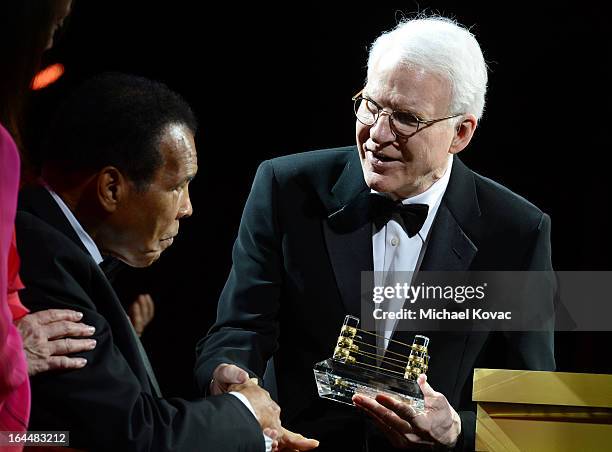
[421,113,463,125]
[351,88,365,101]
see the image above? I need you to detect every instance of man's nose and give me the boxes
[177,190,193,219]
[370,111,396,144]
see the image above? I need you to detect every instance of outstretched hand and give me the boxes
[213,364,319,451]
[353,374,461,449]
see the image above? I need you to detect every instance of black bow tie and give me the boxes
[369,194,429,238]
[327,192,429,237]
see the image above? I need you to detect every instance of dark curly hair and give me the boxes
[42,72,197,190]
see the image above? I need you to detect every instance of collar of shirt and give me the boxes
[45,186,104,265]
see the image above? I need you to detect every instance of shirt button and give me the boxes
[390,237,399,246]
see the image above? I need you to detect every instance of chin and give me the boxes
[115,251,161,268]
[365,171,401,194]
[140,252,162,267]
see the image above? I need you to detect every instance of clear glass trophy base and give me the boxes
[313,358,425,413]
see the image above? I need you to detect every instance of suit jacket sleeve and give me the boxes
[503,212,556,371]
[16,212,265,452]
[456,212,556,452]
[195,160,282,389]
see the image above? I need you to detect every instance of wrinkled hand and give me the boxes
[213,364,319,451]
[353,374,461,449]
[128,294,155,336]
[15,309,96,376]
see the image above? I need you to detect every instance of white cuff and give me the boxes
[229,391,273,452]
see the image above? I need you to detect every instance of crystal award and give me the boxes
[313,315,429,413]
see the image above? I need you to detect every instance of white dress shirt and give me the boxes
[372,155,453,350]
[47,187,104,265]
[46,187,271,451]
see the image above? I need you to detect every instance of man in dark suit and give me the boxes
[195,17,555,451]
[16,73,295,451]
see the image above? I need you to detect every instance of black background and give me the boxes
[28,1,611,398]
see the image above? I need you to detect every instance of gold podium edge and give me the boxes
[473,368,612,408]
[474,368,612,451]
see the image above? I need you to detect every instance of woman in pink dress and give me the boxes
[1,2,74,449]
[0,123,30,448]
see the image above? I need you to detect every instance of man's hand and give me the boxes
[228,378,282,437]
[274,427,319,451]
[353,374,461,449]
[215,364,319,451]
[230,380,319,451]
[128,294,155,336]
[15,309,96,376]
[210,363,250,395]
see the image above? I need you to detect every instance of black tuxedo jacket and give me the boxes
[16,187,264,452]
[195,147,555,451]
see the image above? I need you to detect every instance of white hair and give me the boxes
[367,16,488,120]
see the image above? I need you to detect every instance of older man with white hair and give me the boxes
[196,16,555,451]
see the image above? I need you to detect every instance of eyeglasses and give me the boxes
[352,89,463,138]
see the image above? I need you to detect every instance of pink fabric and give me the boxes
[0,122,30,451]
[7,232,28,322]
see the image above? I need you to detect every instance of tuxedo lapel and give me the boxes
[419,203,477,272]
[323,221,372,317]
[420,157,479,272]
[321,150,373,317]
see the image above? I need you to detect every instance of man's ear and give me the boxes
[449,113,478,155]
[96,167,125,212]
